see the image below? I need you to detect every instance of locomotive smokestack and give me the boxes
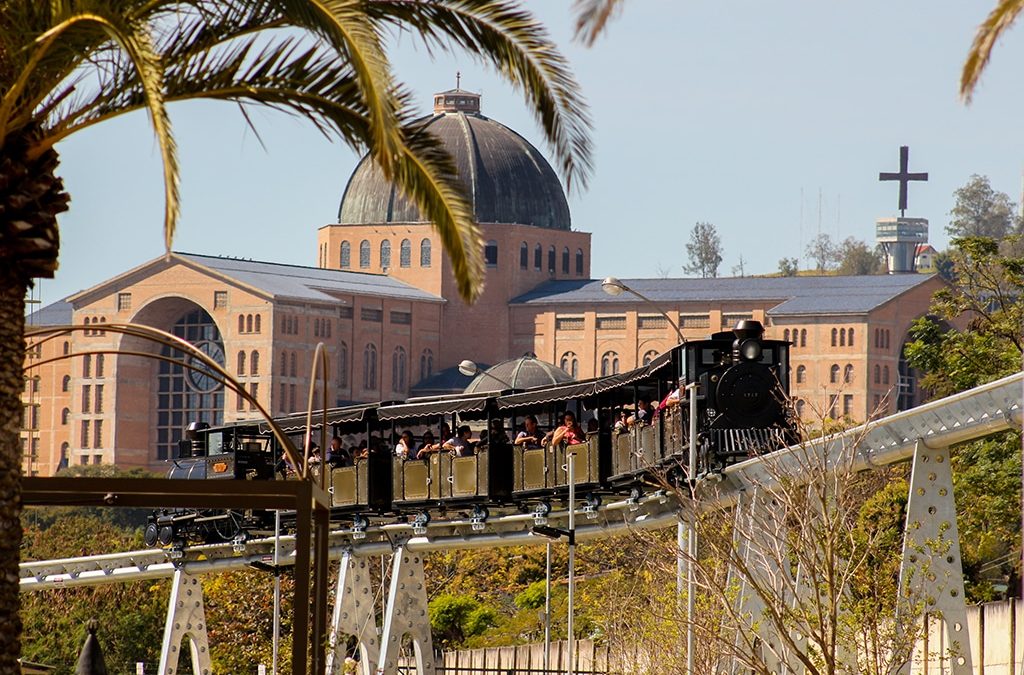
[732,320,765,362]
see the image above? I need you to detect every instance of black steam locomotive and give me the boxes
[145,320,795,547]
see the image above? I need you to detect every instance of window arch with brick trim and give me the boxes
[600,351,620,376]
[576,249,584,276]
[380,240,391,269]
[547,246,556,274]
[843,363,853,384]
[642,350,659,366]
[534,244,542,270]
[520,242,528,269]
[337,342,348,388]
[363,343,378,390]
[883,365,890,385]
[831,328,838,347]
[359,240,370,268]
[392,346,407,392]
[830,364,840,384]
[800,329,807,347]
[250,351,260,376]
[561,247,570,274]
[420,238,432,267]
[796,365,806,384]
[340,241,351,268]
[237,351,246,376]
[420,349,434,380]
[560,351,579,379]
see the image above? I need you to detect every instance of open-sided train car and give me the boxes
[379,392,513,515]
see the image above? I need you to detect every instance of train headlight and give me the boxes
[739,339,762,362]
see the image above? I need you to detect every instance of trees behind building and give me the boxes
[948,174,1022,240]
[684,222,723,278]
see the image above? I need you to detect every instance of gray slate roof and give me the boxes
[25,298,73,326]
[177,253,443,304]
[511,274,939,316]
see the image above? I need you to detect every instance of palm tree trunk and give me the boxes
[0,266,24,671]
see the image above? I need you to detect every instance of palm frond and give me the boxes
[271,0,403,171]
[572,0,624,47]
[393,107,484,301]
[365,0,593,192]
[961,0,1024,102]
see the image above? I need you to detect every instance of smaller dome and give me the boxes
[464,355,574,394]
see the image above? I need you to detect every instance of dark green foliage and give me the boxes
[947,174,1020,240]
[20,514,167,674]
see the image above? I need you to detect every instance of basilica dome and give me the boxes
[338,88,571,230]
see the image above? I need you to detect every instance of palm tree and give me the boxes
[961,1,1024,100]
[0,1,590,667]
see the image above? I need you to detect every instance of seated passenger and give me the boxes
[438,421,453,444]
[353,439,369,461]
[613,410,629,433]
[394,430,415,460]
[442,425,475,457]
[329,436,352,467]
[515,415,544,450]
[415,431,440,459]
[478,419,510,451]
[586,417,599,435]
[656,382,681,416]
[551,411,586,447]
[307,441,322,465]
[628,397,655,426]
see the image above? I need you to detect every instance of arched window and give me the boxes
[62,341,70,356]
[547,246,556,273]
[534,244,542,270]
[847,328,853,347]
[796,399,806,418]
[420,349,434,380]
[96,354,104,378]
[839,328,846,347]
[882,365,890,385]
[830,364,840,384]
[561,247,570,274]
[800,329,807,348]
[338,342,348,388]
[250,351,260,376]
[885,330,890,350]
[520,242,529,269]
[576,249,584,276]
[380,240,391,269]
[363,343,377,390]
[831,328,838,347]
[642,350,659,366]
[420,238,432,267]
[237,351,246,376]
[61,408,70,425]
[796,365,806,384]
[783,329,791,343]
[843,364,854,384]
[400,239,411,267]
[246,314,253,333]
[600,351,620,376]
[560,351,580,379]
[238,315,245,333]
[280,350,287,375]
[340,241,351,269]
[874,364,881,384]
[485,240,498,267]
[359,240,370,268]
[290,352,297,378]
[83,354,92,378]
[392,347,407,392]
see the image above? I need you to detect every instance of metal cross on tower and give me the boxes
[879,145,928,216]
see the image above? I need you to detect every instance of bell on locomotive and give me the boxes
[679,319,796,475]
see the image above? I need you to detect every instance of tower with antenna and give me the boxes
[876,146,929,274]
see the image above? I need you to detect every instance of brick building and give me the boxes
[21,86,944,475]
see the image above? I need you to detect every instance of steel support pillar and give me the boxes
[719,488,803,675]
[158,568,212,675]
[326,551,380,675]
[376,545,436,675]
[897,441,972,673]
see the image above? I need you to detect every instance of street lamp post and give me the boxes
[601,276,695,674]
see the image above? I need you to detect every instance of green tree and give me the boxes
[805,232,838,271]
[947,174,1019,239]
[777,257,799,276]
[903,235,1024,599]
[428,594,498,648]
[0,2,592,666]
[836,236,884,275]
[684,221,723,278]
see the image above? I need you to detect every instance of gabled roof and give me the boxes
[68,252,443,306]
[25,298,73,326]
[511,274,940,317]
[175,253,444,304]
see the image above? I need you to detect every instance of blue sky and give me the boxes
[35,1,1024,306]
